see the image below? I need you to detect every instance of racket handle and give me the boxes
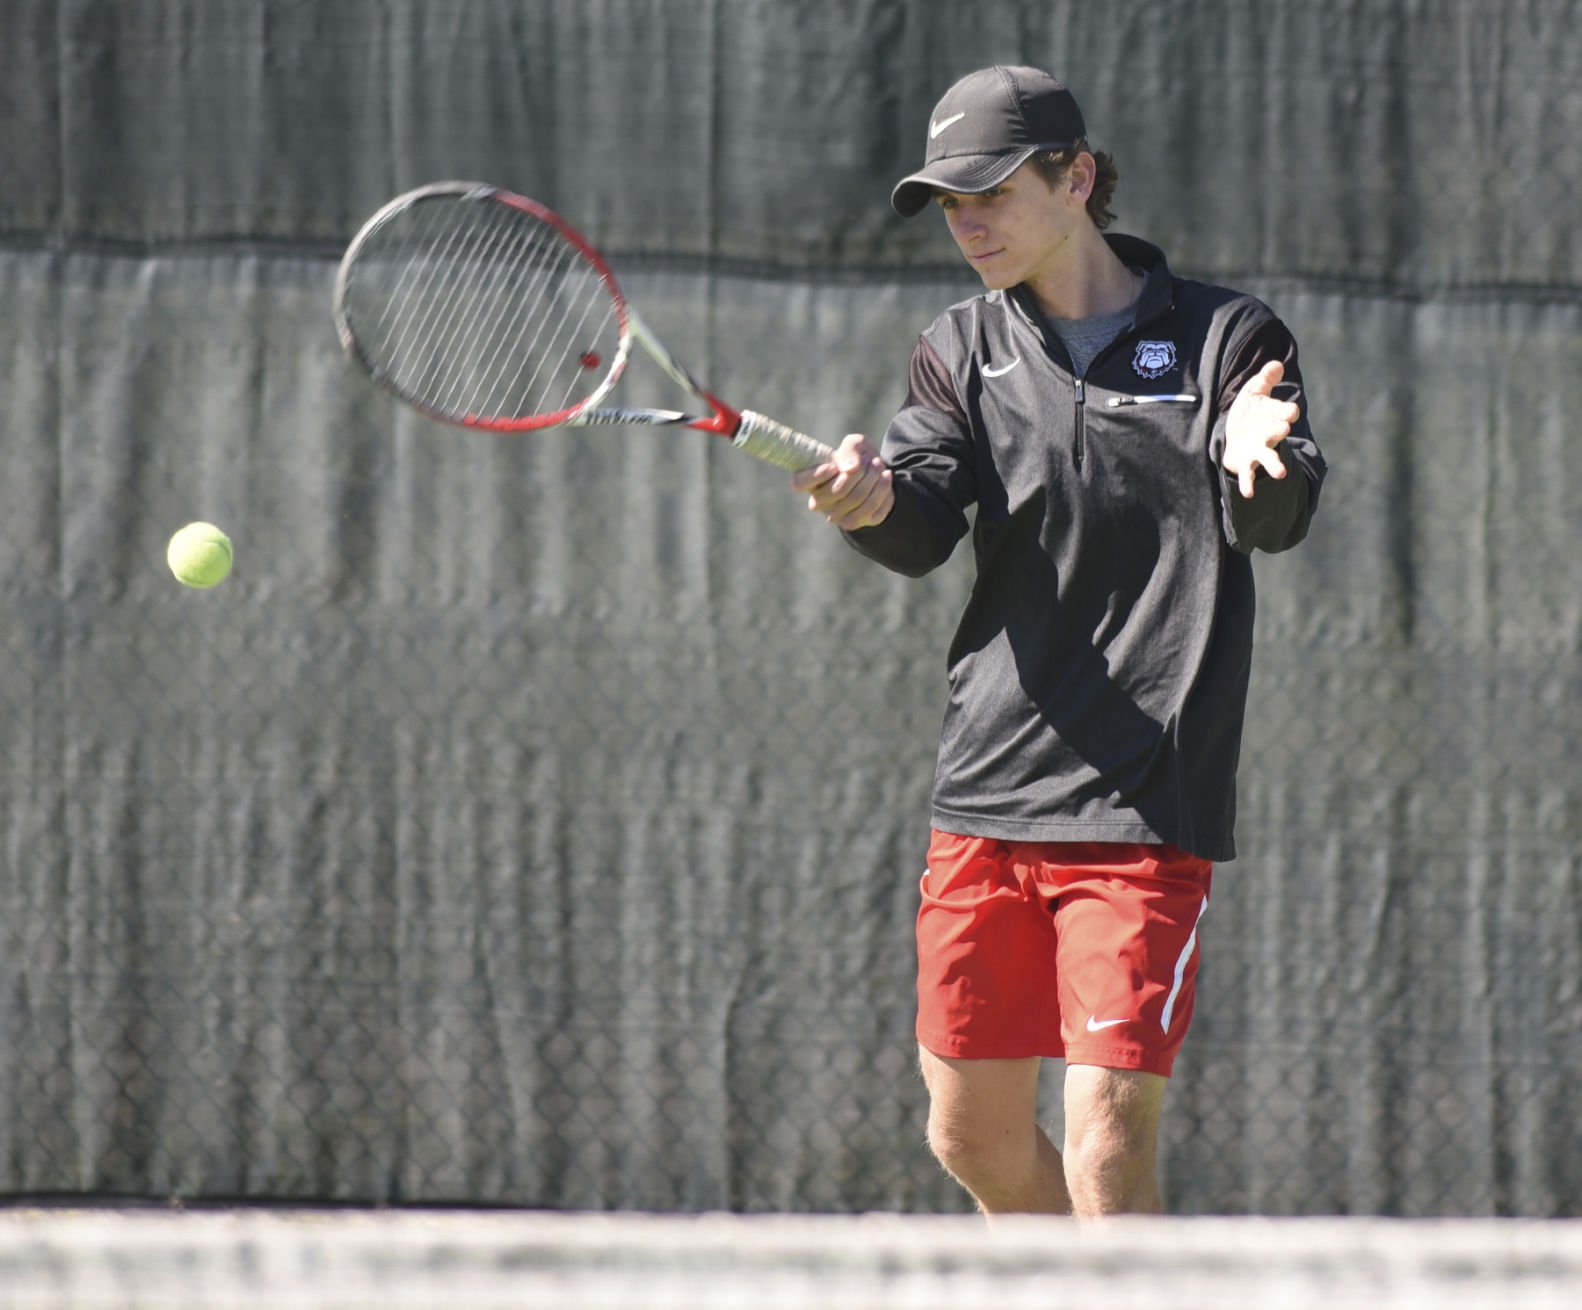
[733,411,835,472]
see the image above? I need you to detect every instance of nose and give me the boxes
[947,205,985,246]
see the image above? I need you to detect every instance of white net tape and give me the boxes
[2,1209,1580,1310]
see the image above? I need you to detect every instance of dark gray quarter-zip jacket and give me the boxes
[846,235,1327,862]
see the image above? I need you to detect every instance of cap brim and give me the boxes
[890,147,1039,217]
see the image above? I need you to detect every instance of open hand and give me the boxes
[1223,360,1301,499]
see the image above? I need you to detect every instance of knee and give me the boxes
[1062,1118,1133,1187]
[1064,1132,1157,1216]
[926,1106,1020,1188]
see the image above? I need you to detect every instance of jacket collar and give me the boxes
[1005,232,1173,329]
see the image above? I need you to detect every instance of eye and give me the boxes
[935,193,958,211]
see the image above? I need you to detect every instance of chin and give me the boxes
[977,269,1018,291]
[964,255,1020,290]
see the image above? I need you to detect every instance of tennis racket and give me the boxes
[332,181,834,471]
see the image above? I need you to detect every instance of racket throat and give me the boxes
[695,390,745,437]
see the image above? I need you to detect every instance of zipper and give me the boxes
[1106,393,1198,408]
[1073,377,1086,468]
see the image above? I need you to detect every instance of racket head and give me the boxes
[333,182,631,430]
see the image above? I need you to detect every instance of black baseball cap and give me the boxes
[891,66,1087,218]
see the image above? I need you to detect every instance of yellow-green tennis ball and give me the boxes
[167,522,233,589]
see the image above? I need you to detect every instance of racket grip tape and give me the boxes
[733,411,835,472]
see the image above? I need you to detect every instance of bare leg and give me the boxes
[1062,1064,1168,1216]
[917,1046,1073,1216]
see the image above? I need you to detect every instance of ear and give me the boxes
[1066,151,1097,203]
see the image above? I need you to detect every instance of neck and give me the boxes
[1025,231,1138,320]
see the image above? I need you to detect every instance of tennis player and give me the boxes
[794,65,1327,1217]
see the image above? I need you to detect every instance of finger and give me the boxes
[828,463,872,499]
[800,434,863,489]
[837,468,894,530]
[1256,448,1288,480]
[799,477,839,509]
[805,472,849,512]
[824,464,873,522]
[1243,398,1294,443]
[1239,359,1284,400]
[830,494,886,532]
[1238,465,1257,499]
[835,433,872,467]
[1255,398,1299,431]
[1262,418,1292,444]
[828,449,871,496]
[791,466,836,494]
[831,447,891,499]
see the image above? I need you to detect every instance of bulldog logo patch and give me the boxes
[1133,340,1178,379]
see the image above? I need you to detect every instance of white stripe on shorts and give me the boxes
[1159,893,1209,1033]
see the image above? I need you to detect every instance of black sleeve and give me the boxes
[842,335,978,578]
[1209,309,1328,555]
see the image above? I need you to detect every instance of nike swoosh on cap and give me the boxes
[929,111,966,139]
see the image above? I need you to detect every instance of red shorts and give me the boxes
[915,831,1212,1076]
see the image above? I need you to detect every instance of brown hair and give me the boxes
[1029,140,1119,230]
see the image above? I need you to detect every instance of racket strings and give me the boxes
[348,194,620,423]
[408,204,523,407]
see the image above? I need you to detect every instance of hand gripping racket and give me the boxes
[332,181,834,471]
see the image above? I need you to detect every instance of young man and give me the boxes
[792,66,1326,1217]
